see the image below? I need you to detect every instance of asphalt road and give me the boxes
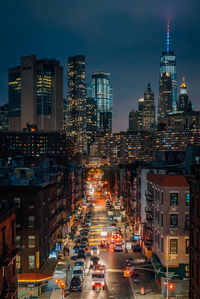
[68,190,149,299]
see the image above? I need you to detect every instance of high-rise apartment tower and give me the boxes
[65,55,87,153]
[8,55,63,131]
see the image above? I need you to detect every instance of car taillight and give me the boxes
[92,282,95,286]
[101,282,105,286]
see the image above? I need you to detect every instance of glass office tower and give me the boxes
[66,55,87,153]
[158,22,177,118]
[92,72,112,134]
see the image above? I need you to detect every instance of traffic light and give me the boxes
[168,283,174,290]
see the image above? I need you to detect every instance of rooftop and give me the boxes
[147,174,189,187]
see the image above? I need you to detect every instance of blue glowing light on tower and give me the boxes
[166,20,170,53]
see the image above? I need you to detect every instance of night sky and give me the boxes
[0,0,200,132]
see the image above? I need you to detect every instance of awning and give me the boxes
[18,258,58,283]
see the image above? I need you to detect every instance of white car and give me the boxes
[72,266,84,281]
[91,245,100,256]
[114,243,123,252]
[101,229,108,237]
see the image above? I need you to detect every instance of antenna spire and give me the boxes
[166,20,170,53]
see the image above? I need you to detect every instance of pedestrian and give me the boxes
[67,246,70,256]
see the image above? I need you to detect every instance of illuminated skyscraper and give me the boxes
[65,55,87,153]
[158,21,177,118]
[8,55,63,131]
[129,84,155,132]
[92,72,112,134]
[178,78,192,112]
[86,97,97,152]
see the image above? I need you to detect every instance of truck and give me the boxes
[91,264,106,290]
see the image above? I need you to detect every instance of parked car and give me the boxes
[70,275,83,292]
[73,245,80,253]
[81,237,89,244]
[72,266,84,281]
[77,249,86,259]
[80,231,89,237]
[133,244,142,252]
[80,242,88,250]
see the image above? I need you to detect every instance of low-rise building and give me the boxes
[147,174,189,297]
[187,166,200,299]
[0,200,17,299]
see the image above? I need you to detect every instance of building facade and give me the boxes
[0,201,17,299]
[186,167,200,299]
[0,103,9,131]
[9,55,63,131]
[0,131,75,159]
[147,174,189,297]
[92,72,112,134]
[128,109,138,132]
[158,23,177,117]
[177,78,192,113]
[65,55,87,153]
[86,97,97,152]
[0,162,69,296]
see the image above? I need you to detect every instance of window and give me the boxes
[185,214,190,229]
[186,193,190,206]
[161,237,164,252]
[28,255,35,269]
[185,239,189,254]
[28,216,35,227]
[170,239,178,254]
[170,193,178,206]
[170,214,178,227]
[161,192,163,205]
[28,235,35,248]
[16,255,21,270]
[161,213,163,227]
[16,235,21,248]
[14,197,20,208]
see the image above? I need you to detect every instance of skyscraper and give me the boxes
[158,22,177,118]
[8,55,63,131]
[129,84,155,132]
[92,72,112,135]
[65,55,87,153]
[177,78,192,112]
[142,83,155,131]
[86,97,97,152]
[128,109,138,132]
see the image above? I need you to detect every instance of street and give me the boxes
[65,186,162,299]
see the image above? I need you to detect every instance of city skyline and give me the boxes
[0,0,200,132]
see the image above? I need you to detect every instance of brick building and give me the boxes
[187,167,200,299]
[0,162,69,296]
[0,200,17,299]
[147,174,190,298]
